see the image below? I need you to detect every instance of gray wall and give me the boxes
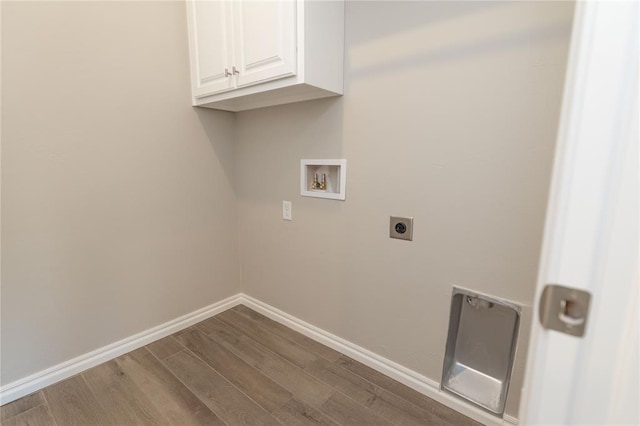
[235,1,574,416]
[1,1,240,384]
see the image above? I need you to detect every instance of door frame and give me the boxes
[520,1,638,424]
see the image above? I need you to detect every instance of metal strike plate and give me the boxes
[539,284,591,337]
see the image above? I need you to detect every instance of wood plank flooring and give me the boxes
[0,306,481,426]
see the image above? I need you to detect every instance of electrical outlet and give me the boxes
[390,216,413,241]
[282,201,292,220]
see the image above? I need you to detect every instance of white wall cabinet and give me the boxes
[186,0,344,112]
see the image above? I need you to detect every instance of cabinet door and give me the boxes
[187,1,234,98]
[232,0,297,88]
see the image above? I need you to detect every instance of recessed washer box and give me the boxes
[441,287,520,416]
[300,159,346,200]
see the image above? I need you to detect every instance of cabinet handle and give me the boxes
[224,68,232,77]
[232,66,240,75]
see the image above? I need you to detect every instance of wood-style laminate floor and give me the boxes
[0,305,480,426]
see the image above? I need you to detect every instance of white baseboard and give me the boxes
[239,293,518,426]
[0,293,243,405]
[0,292,518,425]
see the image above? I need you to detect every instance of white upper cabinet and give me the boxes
[188,1,234,97]
[186,0,344,112]
[233,0,296,87]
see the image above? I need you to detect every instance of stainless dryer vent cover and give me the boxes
[441,287,520,416]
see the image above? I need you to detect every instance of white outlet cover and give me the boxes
[282,201,292,220]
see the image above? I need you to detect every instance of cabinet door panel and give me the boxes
[233,0,296,88]
[188,1,234,98]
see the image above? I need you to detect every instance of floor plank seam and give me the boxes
[36,391,58,426]
[198,317,335,408]
[223,307,442,425]
[148,349,232,426]
[160,348,281,425]
[198,316,367,425]
[138,346,231,426]
[217,310,318,371]
[328,357,439,422]
[219,307,476,425]
[0,394,46,424]
[180,338,287,416]
[2,401,56,426]
[233,305,343,364]
[192,320,298,412]
[214,311,393,425]
[195,321,344,425]
[78,372,119,425]
[321,382,390,425]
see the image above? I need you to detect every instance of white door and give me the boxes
[520,2,638,425]
[187,1,235,98]
[232,0,297,88]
